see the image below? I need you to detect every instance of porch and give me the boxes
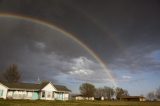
[7,90,39,100]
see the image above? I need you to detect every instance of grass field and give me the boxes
[0,100,160,106]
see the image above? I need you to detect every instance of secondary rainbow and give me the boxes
[0,13,117,87]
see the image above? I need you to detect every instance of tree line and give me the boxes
[80,83,160,101]
[147,87,160,101]
[79,83,129,100]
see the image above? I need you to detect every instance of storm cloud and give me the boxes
[0,17,112,86]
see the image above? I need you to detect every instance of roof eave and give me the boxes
[0,82,9,89]
[8,88,40,91]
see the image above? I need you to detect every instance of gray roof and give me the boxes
[120,96,145,99]
[54,85,71,92]
[0,81,70,92]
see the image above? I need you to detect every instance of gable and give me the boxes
[41,82,57,91]
[0,83,8,89]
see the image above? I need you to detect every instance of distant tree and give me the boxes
[115,87,129,100]
[147,91,155,101]
[103,86,115,100]
[79,83,96,97]
[3,64,21,83]
[95,86,114,100]
[156,86,160,99]
[95,87,104,98]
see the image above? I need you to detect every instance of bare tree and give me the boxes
[103,86,114,100]
[115,87,129,100]
[95,86,114,100]
[79,83,96,97]
[3,64,21,83]
[147,91,155,101]
[95,87,104,98]
[156,86,160,99]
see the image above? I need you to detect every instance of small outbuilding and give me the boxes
[73,94,94,100]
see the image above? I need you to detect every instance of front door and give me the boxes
[46,91,52,100]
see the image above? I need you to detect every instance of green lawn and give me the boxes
[0,100,160,106]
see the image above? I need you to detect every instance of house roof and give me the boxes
[54,85,71,92]
[0,81,46,91]
[120,96,145,99]
[0,81,70,92]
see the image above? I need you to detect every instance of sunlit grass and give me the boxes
[0,100,160,106]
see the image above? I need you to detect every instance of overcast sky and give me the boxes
[0,0,160,96]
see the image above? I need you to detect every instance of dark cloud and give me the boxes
[108,45,160,75]
[0,17,92,57]
[0,17,98,83]
[0,17,114,86]
[0,0,160,62]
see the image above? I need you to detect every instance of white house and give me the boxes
[0,81,70,100]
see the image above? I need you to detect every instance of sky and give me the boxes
[0,0,160,96]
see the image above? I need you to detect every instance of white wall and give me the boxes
[63,93,69,100]
[75,96,84,100]
[54,92,63,100]
[140,97,146,101]
[75,96,94,100]
[7,90,37,100]
[9,91,27,99]
[0,83,8,99]
[54,92,69,100]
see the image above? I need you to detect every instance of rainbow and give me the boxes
[0,13,117,87]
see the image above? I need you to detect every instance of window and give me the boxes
[27,92,32,98]
[0,90,3,97]
[42,91,45,98]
